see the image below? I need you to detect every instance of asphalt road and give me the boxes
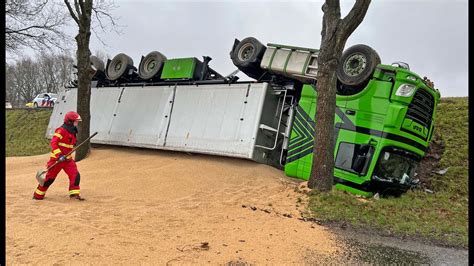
[331,227,468,265]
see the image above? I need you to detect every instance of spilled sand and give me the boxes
[6,146,345,264]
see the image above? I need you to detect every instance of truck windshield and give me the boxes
[372,148,419,185]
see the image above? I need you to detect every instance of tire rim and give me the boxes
[238,43,255,62]
[343,53,367,76]
[114,62,123,72]
[145,58,156,72]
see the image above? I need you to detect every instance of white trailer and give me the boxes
[47,82,296,168]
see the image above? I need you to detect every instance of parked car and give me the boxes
[6,101,13,109]
[31,93,58,108]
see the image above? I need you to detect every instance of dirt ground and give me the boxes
[6,146,345,264]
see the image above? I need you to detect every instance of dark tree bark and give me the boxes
[65,0,93,161]
[308,0,371,190]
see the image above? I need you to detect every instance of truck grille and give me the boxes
[405,89,435,128]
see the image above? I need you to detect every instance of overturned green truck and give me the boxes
[285,71,439,197]
[48,37,440,197]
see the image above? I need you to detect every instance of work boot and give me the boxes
[69,194,85,201]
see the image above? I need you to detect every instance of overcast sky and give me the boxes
[51,0,470,97]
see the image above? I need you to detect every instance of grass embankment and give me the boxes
[6,109,52,156]
[308,97,468,248]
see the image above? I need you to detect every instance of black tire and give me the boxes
[230,37,268,80]
[50,102,54,108]
[90,55,105,72]
[231,37,266,68]
[138,51,167,80]
[337,44,381,88]
[106,53,134,81]
[33,102,38,108]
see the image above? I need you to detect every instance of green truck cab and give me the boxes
[284,64,440,196]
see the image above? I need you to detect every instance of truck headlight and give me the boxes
[395,84,416,97]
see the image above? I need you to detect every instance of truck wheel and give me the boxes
[139,51,167,80]
[90,55,105,72]
[230,37,269,80]
[231,37,266,68]
[106,53,134,81]
[337,44,381,88]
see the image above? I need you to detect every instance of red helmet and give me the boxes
[64,111,82,124]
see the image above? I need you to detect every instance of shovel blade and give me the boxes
[36,170,46,186]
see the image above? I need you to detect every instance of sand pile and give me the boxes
[6,146,344,264]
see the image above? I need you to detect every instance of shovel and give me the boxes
[36,132,98,186]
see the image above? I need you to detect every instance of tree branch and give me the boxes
[64,0,80,25]
[341,0,371,37]
[75,0,83,19]
[6,25,58,34]
[78,0,86,15]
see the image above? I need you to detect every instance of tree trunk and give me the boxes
[307,48,340,190]
[307,0,371,190]
[74,9,92,162]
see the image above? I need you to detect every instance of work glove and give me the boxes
[58,155,67,162]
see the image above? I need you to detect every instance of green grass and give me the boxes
[6,109,53,156]
[308,97,468,248]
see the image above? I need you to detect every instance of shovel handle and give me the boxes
[65,132,98,157]
[45,132,98,171]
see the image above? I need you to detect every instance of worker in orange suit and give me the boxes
[33,111,85,201]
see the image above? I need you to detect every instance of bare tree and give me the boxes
[56,53,76,88]
[5,53,75,107]
[10,57,43,105]
[5,63,19,106]
[6,0,70,54]
[64,0,118,161]
[308,0,371,190]
[38,53,59,92]
[37,51,75,93]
